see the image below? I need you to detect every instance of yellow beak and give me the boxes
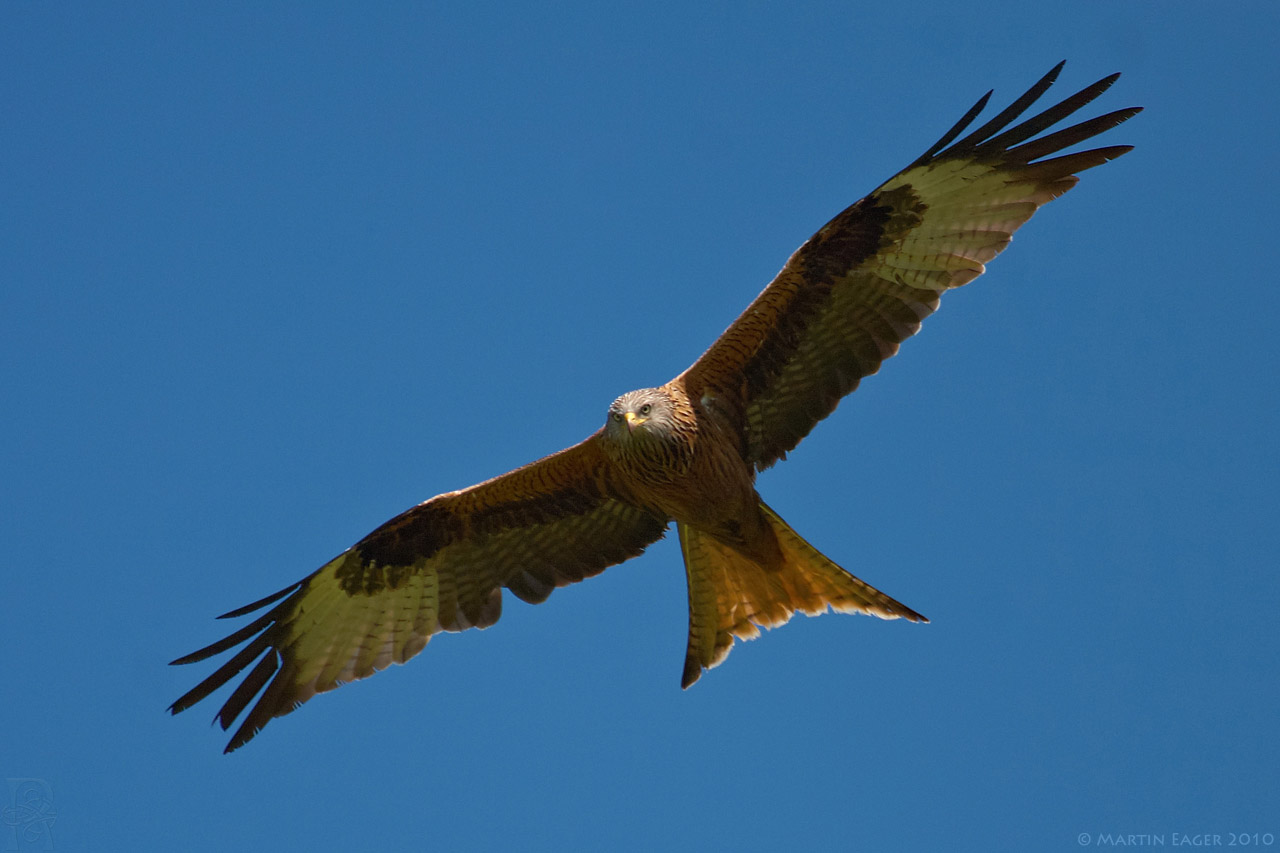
[624,411,647,432]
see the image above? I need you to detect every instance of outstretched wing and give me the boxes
[169,435,668,752]
[679,63,1141,470]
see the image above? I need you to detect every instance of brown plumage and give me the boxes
[171,63,1140,751]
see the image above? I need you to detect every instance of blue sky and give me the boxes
[3,3,1277,850]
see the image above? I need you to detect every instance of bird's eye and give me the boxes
[611,412,622,422]
[639,403,652,416]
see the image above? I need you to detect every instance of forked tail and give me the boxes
[678,502,926,688]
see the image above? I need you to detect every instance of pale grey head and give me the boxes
[604,387,679,445]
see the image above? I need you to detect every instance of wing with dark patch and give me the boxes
[679,63,1140,470]
[169,435,668,752]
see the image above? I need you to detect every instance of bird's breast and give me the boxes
[618,410,757,533]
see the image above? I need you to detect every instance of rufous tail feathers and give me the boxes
[679,502,925,688]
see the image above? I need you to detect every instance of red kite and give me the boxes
[171,63,1139,752]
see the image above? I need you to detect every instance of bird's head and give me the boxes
[605,387,677,443]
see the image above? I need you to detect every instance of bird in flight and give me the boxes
[171,63,1139,752]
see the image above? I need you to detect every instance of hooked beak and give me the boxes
[624,411,647,433]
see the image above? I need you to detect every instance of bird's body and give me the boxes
[604,385,765,559]
[171,63,1140,751]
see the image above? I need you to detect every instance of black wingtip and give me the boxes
[1097,70,1122,89]
[912,89,993,166]
[217,580,301,619]
[950,63,1067,152]
[170,650,207,667]
[910,63,1141,171]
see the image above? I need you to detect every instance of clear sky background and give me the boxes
[3,3,1277,851]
